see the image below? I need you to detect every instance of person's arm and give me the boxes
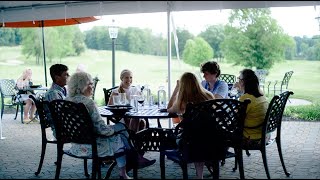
[167,80,179,109]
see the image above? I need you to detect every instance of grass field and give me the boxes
[1,46,319,120]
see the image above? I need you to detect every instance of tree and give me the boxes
[199,24,225,59]
[221,8,293,70]
[182,37,213,67]
[171,28,194,58]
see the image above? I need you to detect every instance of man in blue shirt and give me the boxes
[200,61,228,99]
[44,64,69,137]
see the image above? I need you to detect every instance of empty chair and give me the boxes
[267,71,293,96]
[0,79,24,123]
[103,86,119,125]
[232,91,293,179]
[255,69,268,92]
[219,74,237,98]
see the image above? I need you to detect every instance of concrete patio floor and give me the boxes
[0,113,319,179]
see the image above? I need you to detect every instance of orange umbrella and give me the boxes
[0,17,99,86]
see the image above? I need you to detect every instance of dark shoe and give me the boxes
[225,151,235,158]
[137,159,156,169]
[165,149,181,163]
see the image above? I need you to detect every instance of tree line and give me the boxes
[1,8,320,70]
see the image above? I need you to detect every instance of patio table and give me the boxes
[98,105,178,128]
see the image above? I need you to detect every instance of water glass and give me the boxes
[113,95,120,105]
[130,95,139,112]
[119,93,127,105]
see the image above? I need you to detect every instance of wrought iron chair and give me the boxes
[136,99,250,179]
[0,79,24,123]
[232,91,293,179]
[219,74,236,85]
[219,74,237,98]
[103,86,119,125]
[267,71,293,97]
[255,69,268,92]
[92,76,100,100]
[30,95,64,176]
[49,99,138,179]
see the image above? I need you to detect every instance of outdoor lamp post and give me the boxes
[108,19,118,87]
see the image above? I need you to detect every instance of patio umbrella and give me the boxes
[0,16,98,86]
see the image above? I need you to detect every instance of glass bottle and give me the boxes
[157,86,166,109]
[142,84,151,106]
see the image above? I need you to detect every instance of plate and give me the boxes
[105,105,133,116]
[30,85,41,88]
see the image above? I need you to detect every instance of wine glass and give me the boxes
[136,94,145,108]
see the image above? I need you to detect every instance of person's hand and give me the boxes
[233,82,240,89]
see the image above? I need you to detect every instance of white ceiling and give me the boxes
[0,1,319,22]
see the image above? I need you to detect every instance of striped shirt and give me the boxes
[44,83,67,101]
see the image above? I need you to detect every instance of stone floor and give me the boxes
[0,113,319,179]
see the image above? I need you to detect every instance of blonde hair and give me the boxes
[177,72,214,112]
[118,69,133,93]
[67,72,93,97]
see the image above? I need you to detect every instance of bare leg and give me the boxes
[194,162,205,179]
[29,103,37,119]
[119,166,132,179]
[128,118,139,132]
[23,99,32,119]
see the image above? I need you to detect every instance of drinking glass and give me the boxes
[113,95,120,105]
[137,94,145,109]
[119,93,127,105]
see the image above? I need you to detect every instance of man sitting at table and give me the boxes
[44,64,69,138]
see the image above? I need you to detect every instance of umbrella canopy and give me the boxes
[0,16,99,86]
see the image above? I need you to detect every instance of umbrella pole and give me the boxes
[41,20,48,87]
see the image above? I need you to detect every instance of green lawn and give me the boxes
[1,46,320,120]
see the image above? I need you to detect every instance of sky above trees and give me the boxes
[79,6,320,38]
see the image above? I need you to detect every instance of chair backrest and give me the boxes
[263,91,294,139]
[92,76,100,100]
[178,98,250,162]
[29,95,52,131]
[0,79,17,97]
[255,69,268,84]
[219,74,236,84]
[280,71,294,90]
[103,86,119,105]
[49,100,96,147]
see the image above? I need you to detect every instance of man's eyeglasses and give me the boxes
[237,77,243,80]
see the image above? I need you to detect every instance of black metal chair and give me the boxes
[255,69,268,92]
[267,71,293,97]
[49,99,138,179]
[136,99,250,179]
[219,74,237,98]
[103,86,119,125]
[232,91,293,179]
[30,95,65,176]
[0,79,24,123]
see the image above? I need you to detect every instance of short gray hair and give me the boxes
[67,72,92,97]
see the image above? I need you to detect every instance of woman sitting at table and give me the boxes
[167,72,214,179]
[16,68,37,123]
[66,71,155,179]
[108,69,146,133]
[233,69,269,147]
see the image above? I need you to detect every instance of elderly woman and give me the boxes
[65,72,132,179]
